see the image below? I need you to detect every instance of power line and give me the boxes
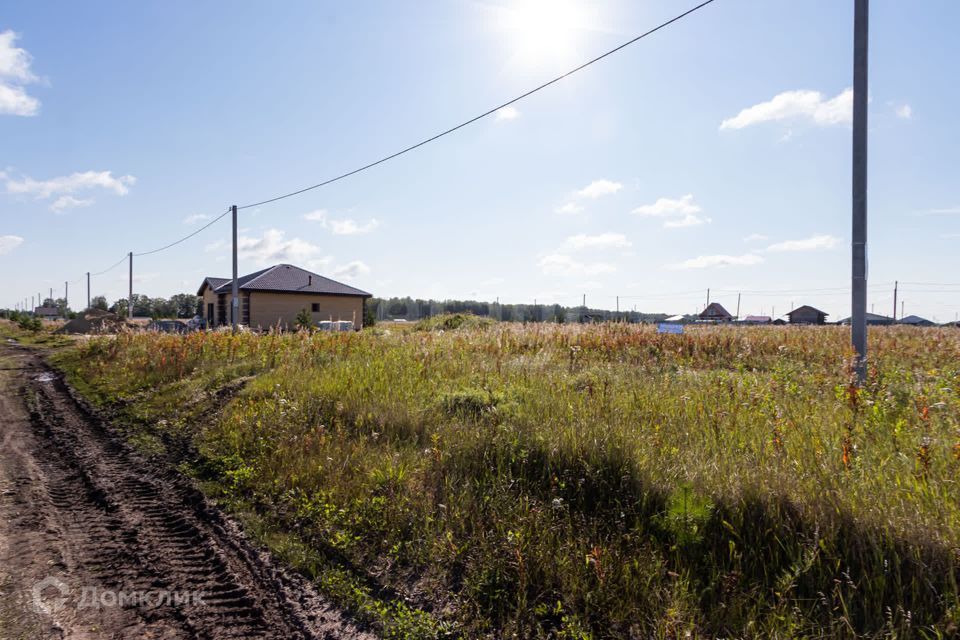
[898,281,960,287]
[133,208,231,257]
[90,254,129,277]
[236,0,719,211]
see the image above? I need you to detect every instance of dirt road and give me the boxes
[0,342,374,639]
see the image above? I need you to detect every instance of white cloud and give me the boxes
[495,105,520,121]
[538,253,615,276]
[333,260,370,280]
[303,209,378,235]
[3,170,136,203]
[50,195,93,213]
[561,232,631,251]
[743,233,768,242]
[895,104,912,120]
[720,88,852,130]
[238,228,321,265]
[0,83,39,116]
[765,234,839,252]
[576,179,622,199]
[916,206,960,216]
[554,202,583,215]
[204,239,225,252]
[307,256,333,271]
[0,31,40,116]
[632,194,710,228]
[664,213,709,228]
[329,218,379,235]
[0,234,24,255]
[665,253,764,270]
[183,213,211,225]
[633,194,700,216]
[303,209,328,222]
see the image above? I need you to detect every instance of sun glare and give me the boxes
[496,0,593,68]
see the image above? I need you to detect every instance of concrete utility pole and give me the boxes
[901,300,904,320]
[64,281,68,311]
[851,0,869,384]
[706,288,710,307]
[231,205,239,332]
[128,252,134,319]
[892,280,898,321]
[86,272,90,310]
[736,293,741,320]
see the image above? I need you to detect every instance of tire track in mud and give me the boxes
[0,345,375,639]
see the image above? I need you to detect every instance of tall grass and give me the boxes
[57,323,960,638]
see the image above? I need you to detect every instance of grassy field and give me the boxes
[45,319,960,638]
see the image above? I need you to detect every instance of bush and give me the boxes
[18,315,42,332]
[416,313,493,332]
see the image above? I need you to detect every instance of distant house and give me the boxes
[787,305,828,325]
[699,302,733,323]
[742,315,772,324]
[197,264,371,331]
[899,315,935,327]
[34,306,59,320]
[837,312,895,326]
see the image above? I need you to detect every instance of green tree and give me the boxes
[295,307,313,331]
[363,300,376,328]
[169,293,201,318]
[90,296,109,311]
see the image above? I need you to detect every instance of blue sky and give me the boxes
[2,0,958,321]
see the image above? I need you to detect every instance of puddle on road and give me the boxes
[34,373,57,383]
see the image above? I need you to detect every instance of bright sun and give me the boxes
[497,0,593,68]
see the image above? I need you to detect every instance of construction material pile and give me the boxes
[57,308,128,335]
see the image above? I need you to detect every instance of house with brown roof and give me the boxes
[786,305,828,325]
[34,306,60,320]
[197,264,371,330]
[698,302,733,322]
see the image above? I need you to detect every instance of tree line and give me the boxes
[364,296,667,325]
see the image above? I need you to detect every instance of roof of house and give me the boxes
[899,315,933,325]
[787,305,828,317]
[837,312,895,324]
[197,277,230,295]
[199,264,371,298]
[34,306,59,315]
[699,302,732,318]
[743,315,772,323]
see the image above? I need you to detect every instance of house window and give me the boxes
[311,303,320,312]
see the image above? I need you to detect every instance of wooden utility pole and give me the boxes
[86,272,90,310]
[851,0,869,383]
[64,281,68,311]
[231,205,239,332]
[128,252,133,319]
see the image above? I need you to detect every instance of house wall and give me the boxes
[248,292,364,330]
[789,310,824,324]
